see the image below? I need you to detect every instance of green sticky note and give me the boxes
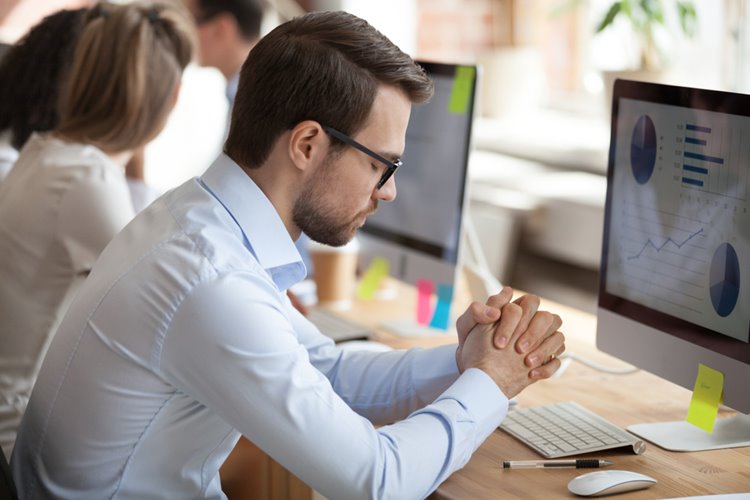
[686,363,724,433]
[356,257,389,300]
[448,66,475,115]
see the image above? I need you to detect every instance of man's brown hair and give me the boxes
[225,10,433,168]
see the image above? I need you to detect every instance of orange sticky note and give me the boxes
[686,363,724,433]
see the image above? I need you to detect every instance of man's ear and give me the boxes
[288,121,327,172]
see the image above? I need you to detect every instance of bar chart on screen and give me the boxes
[675,119,749,201]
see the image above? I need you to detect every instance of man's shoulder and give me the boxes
[161,181,261,272]
[111,180,262,282]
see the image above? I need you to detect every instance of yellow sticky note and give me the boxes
[686,363,724,433]
[356,257,389,300]
[448,66,475,115]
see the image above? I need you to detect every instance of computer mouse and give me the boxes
[567,470,657,497]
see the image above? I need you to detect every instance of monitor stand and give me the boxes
[627,413,750,452]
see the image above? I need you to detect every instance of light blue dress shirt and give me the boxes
[11,154,508,499]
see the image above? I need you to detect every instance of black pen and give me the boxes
[502,459,613,469]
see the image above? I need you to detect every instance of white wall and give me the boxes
[144,65,228,193]
[311,0,417,56]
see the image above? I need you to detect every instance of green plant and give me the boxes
[595,0,697,70]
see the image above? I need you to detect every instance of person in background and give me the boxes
[0,7,158,212]
[185,0,263,109]
[0,0,195,461]
[0,7,89,463]
[0,9,87,181]
[11,11,565,499]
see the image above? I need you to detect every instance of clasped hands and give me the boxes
[455,286,565,399]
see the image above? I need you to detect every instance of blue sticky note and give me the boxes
[429,284,454,331]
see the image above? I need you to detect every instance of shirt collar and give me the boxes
[226,72,240,106]
[200,154,306,290]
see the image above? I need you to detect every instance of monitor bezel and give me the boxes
[597,79,750,415]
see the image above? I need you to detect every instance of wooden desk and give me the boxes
[431,296,750,499]
[223,280,750,499]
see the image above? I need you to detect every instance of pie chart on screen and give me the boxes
[709,242,740,318]
[630,115,657,184]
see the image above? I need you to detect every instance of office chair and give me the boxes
[0,450,18,500]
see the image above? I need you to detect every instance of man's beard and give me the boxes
[292,158,375,247]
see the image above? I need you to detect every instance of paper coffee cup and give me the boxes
[308,238,359,310]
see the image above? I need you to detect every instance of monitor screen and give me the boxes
[358,61,476,289]
[597,79,750,418]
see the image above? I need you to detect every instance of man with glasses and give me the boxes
[12,11,565,499]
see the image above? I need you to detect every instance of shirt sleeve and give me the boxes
[291,302,463,424]
[160,272,509,500]
[58,168,135,274]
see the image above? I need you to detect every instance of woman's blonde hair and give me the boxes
[56,1,195,153]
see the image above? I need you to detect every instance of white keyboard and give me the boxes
[500,401,646,458]
[307,308,372,343]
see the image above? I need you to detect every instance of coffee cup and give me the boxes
[308,238,359,310]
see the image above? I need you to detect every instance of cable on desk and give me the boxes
[553,352,640,377]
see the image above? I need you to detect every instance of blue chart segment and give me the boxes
[682,123,723,189]
[630,115,657,184]
[709,243,741,317]
[627,227,704,261]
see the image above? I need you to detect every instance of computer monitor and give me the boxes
[597,79,750,451]
[358,61,477,334]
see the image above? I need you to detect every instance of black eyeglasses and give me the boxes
[323,126,402,190]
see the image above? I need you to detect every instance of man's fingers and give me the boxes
[529,357,563,380]
[527,332,567,379]
[456,287,512,346]
[474,301,502,323]
[524,331,566,368]
[486,286,514,348]
[515,311,562,354]
[491,302,522,349]
[509,294,540,346]
[486,286,514,310]
[455,301,501,344]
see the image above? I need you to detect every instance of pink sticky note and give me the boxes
[416,279,434,325]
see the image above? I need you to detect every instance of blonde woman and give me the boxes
[0,1,194,460]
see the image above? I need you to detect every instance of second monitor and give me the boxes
[357,61,477,327]
[597,79,750,451]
